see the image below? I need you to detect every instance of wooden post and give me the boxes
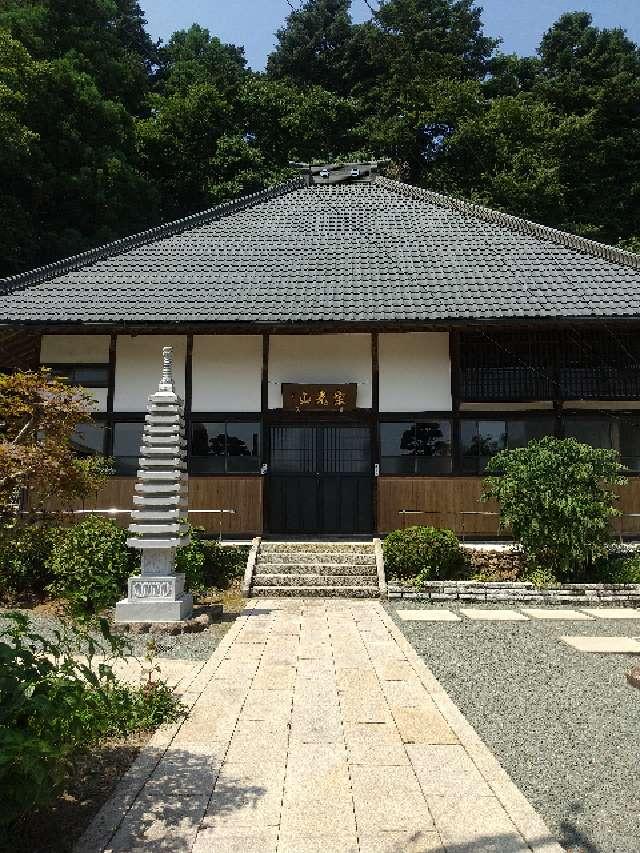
[372,332,380,533]
[106,333,117,456]
[185,333,193,461]
[261,333,269,535]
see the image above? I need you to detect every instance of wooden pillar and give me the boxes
[106,333,117,456]
[261,332,270,535]
[185,333,193,459]
[449,329,461,474]
[372,332,380,532]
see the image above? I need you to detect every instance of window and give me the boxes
[112,422,144,475]
[461,417,555,474]
[380,421,452,474]
[71,421,106,457]
[564,415,640,473]
[44,364,110,388]
[190,421,260,474]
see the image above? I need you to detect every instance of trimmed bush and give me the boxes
[483,436,625,580]
[0,524,59,601]
[47,517,135,616]
[175,526,248,594]
[383,525,467,584]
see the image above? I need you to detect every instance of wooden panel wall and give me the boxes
[189,477,263,535]
[616,480,640,537]
[378,477,640,539]
[71,476,263,534]
[377,477,500,536]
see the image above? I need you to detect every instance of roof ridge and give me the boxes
[377,176,640,272]
[0,177,306,295]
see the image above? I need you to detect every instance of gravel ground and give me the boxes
[385,601,640,853]
[0,600,242,661]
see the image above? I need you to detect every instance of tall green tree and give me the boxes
[267,0,360,95]
[155,24,247,96]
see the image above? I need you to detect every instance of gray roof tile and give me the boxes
[1,178,639,324]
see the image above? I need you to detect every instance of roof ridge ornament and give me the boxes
[290,161,381,186]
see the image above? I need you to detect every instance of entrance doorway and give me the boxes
[267,424,373,534]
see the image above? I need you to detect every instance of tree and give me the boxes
[267,0,359,95]
[482,437,626,580]
[0,369,110,518]
[155,24,247,96]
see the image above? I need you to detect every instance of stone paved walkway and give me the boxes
[77,600,563,853]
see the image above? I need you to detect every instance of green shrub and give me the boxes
[0,612,183,828]
[46,517,135,616]
[176,526,248,593]
[383,525,467,584]
[522,563,558,588]
[0,524,59,600]
[483,437,626,580]
[589,549,640,584]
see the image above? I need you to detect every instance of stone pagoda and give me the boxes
[115,346,193,622]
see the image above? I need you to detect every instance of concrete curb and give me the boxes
[377,605,564,853]
[373,537,386,598]
[242,536,261,595]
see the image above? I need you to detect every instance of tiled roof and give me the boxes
[1,177,639,325]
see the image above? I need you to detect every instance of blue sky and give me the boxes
[141,0,640,70]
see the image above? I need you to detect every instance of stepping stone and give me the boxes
[521,608,593,620]
[582,608,640,620]
[561,636,640,653]
[396,609,460,622]
[460,608,529,621]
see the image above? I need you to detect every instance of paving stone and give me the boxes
[276,832,359,852]
[391,704,459,745]
[336,667,379,692]
[460,608,530,621]
[373,659,417,681]
[238,688,292,722]
[358,830,444,852]
[396,609,461,622]
[251,663,296,690]
[344,721,409,766]
[340,693,393,723]
[408,744,493,797]
[289,705,343,743]
[351,765,433,831]
[203,761,285,828]
[582,607,640,619]
[428,795,528,852]
[520,608,594,620]
[560,635,640,653]
[192,828,278,853]
[225,720,289,764]
[381,678,428,707]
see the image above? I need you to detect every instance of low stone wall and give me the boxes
[387,581,640,604]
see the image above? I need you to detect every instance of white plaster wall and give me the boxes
[115,336,186,412]
[40,335,110,363]
[268,334,372,409]
[192,335,262,412]
[379,332,452,412]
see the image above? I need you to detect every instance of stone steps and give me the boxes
[251,540,380,598]
[258,552,376,566]
[252,585,379,598]
[254,563,377,576]
[254,573,378,587]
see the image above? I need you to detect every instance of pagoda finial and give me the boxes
[162,346,173,385]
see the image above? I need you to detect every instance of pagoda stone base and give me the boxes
[115,571,193,623]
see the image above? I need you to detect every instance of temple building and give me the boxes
[2,163,640,538]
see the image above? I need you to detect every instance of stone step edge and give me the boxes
[252,586,380,597]
[254,575,378,585]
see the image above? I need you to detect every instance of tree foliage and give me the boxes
[0,1,638,276]
[483,437,627,579]
[0,369,110,517]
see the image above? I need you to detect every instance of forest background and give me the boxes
[1,0,639,278]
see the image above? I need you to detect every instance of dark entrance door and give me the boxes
[268,424,373,534]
